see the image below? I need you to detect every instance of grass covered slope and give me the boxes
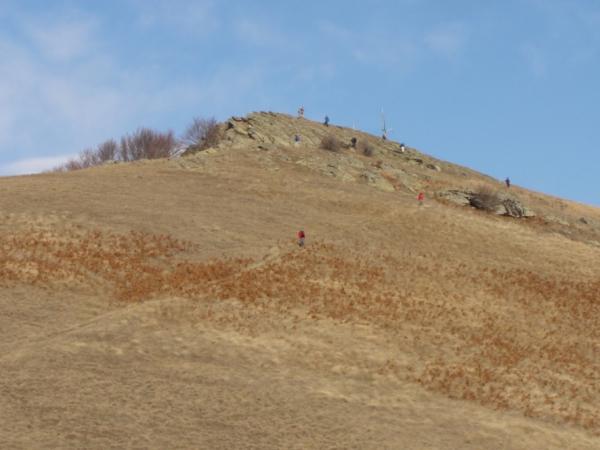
[1,113,599,449]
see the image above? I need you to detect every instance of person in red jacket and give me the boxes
[417,192,425,205]
[297,230,305,247]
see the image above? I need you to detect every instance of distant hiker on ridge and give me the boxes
[324,116,330,127]
[298,106,304,118]
[400,143,406,153]
[297,230,306,247]
[350,137,357,148]
[505,177,511,188]
[417,192,425,205]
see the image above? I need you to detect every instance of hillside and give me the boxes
[1,112,599,449]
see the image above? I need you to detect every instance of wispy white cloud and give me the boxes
[0,34,132,148]
[295,63,336,83]
[0,4,272,175]
[25,17,97,62]
[318,20,419,70]
[424,23,468,60]
[0,3,227,174]
[193,64,272,115]
[523,0,600,70]
[317,20,352,42]
[0,154,76,175]
[132,0,219,34]
[521,43,548,77]
[234,18,286,48]
[351,41,417,68]
[318,19,468,71]
[0,110,16,148]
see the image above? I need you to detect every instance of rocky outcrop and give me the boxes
[181,112,507,199]
[437,189,471,206]
[359,170,395,192]
[544,215,569,226]
[426,163,441,172]
[438,189,535,218]
[499,197,535,218]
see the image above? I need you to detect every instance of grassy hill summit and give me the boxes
[1,111,599,449]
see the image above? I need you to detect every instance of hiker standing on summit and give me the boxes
[324,116,330,127]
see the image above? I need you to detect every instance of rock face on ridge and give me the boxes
[183,111,539,219]
[182,111,435,194]
[438,189,535,218]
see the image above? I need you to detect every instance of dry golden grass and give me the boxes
[2,115,600,448]
[2,222,599,436]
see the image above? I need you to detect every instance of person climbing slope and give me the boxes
[297,229,306,247]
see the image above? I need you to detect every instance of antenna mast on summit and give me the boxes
[381,109,392,140]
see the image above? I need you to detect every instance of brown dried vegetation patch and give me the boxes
[1,227,599,434]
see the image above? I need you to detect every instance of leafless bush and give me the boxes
[359,142,374,156]
[120,128,177,161]
[96,139,118,162]
[53,126,179,172]
[53,139,116,172]
[56,158,84,172]
[320,135,342,152]
[470,186,502,212]
[181,117,221,151]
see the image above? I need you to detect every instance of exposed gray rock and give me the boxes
[101,159,123,166]
[545,215,569,226]
[437,189,473,206]
[498,198,535,218]
[360,171,395,192]
[438,189,535,218]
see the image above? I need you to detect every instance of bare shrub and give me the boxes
[320,135,341,152]
[359,142,374,157]
[96,139,118,162]
[56,158,84,172]
[181,117,221,151]
[55,138,119,172]
[54,147,103,172]
[53,128,176,172]
[470,186,502,212]
[120,128,177,161]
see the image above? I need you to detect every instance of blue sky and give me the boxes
[1,0,599,205]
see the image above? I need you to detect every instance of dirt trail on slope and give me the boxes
[2,296,599,450]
